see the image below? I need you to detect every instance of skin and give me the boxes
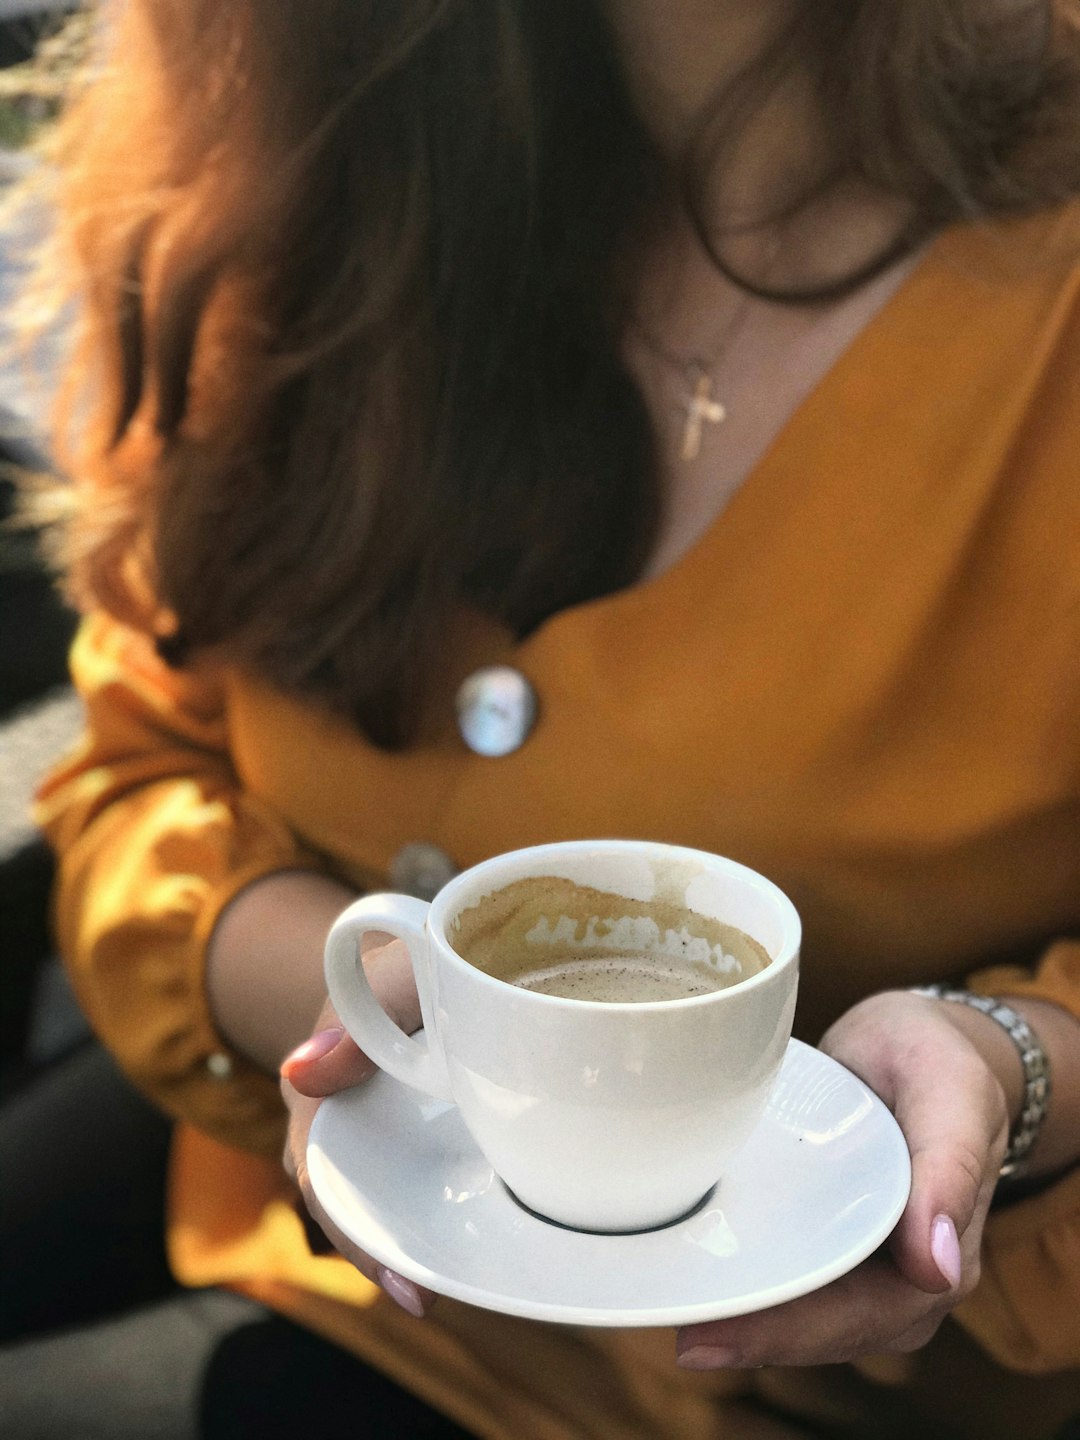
[207,0,1080,1365]
[209,871,1080,1359]
[599,0,802,158]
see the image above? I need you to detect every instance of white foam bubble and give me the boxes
[522,912,741,975]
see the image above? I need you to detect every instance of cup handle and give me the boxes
[323,893,454,1101]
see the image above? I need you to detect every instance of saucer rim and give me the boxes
[308,1039,912,1327]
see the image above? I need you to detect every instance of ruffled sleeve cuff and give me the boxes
[956,1165,1080,1372]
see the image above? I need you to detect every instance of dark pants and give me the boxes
[0,1043,475,1439]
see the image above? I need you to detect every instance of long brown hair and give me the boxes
[36,0,1080,744]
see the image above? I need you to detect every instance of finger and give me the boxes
[282,1078,437,1317]
[879,1025,1005,1294]
[822,995,1006,1296]
[362,937,424,1033]
[281,1024,377,1096]
[281,940,423,1097]
[281,1079,324,1188]
[296,1153,437,1317]
[676,1249,949,1369]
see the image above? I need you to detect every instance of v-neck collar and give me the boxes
[517,231,945,656]
[517,208,1069,657]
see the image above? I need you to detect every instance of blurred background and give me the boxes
[1,1,90,1098]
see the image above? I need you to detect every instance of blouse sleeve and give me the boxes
[34,612,324,1159]
[953,940,1080,1372]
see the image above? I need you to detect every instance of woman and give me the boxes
[5,0,1079,1435]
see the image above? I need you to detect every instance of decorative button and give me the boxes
[455,665,538,757]
[206,1051,234,1080]
[389,842,458,901]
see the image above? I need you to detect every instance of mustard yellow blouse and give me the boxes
[36,203,1080,1439]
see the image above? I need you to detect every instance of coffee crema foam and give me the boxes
[450,874,771,1003]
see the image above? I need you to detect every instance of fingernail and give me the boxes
[931,1214,962,1289]
[376,1265,426,1318]
[281,1027,343,1074]
[676,1344,740,1370]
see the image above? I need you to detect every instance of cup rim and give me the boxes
[426,839,801,1010]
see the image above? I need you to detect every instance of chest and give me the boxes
[227,469,1076,1040]
[227,230,1080,1031]
[626,248,925,582]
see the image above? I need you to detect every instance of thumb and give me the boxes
[885,1039,1005,1295]
[281,1021,376,1096]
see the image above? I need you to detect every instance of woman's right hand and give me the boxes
[280,940,437,1318]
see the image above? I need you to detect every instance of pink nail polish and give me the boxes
[931,1214,962,1289]
[676,1345,740,1370]
[281,1027,343,1073]
[376,1265,426,1318]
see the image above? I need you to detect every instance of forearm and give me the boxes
[206,870,357,1073]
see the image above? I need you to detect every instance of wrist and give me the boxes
[925,993,1026,1123]
[910,986,1050,1180]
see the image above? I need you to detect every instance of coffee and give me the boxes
[450,874,771,1003]
[326,840,800,1231]
[502,955,728,1003]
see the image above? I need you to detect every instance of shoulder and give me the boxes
[873,205,1080,623]
[925,201,1080,513]
[934,197,1080,293]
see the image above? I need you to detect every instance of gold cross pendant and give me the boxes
[679,372,726,461]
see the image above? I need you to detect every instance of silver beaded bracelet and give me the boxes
[910,985,1051,1179]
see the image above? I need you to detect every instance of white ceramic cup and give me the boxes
[324,840,801,1233]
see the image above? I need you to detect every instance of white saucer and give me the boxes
[308,1039,911,1328]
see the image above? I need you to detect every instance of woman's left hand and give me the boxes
[675,990,1011,1369]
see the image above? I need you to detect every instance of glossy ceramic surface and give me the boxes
[324,840,801,1231]
[308,1039,912,1327]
